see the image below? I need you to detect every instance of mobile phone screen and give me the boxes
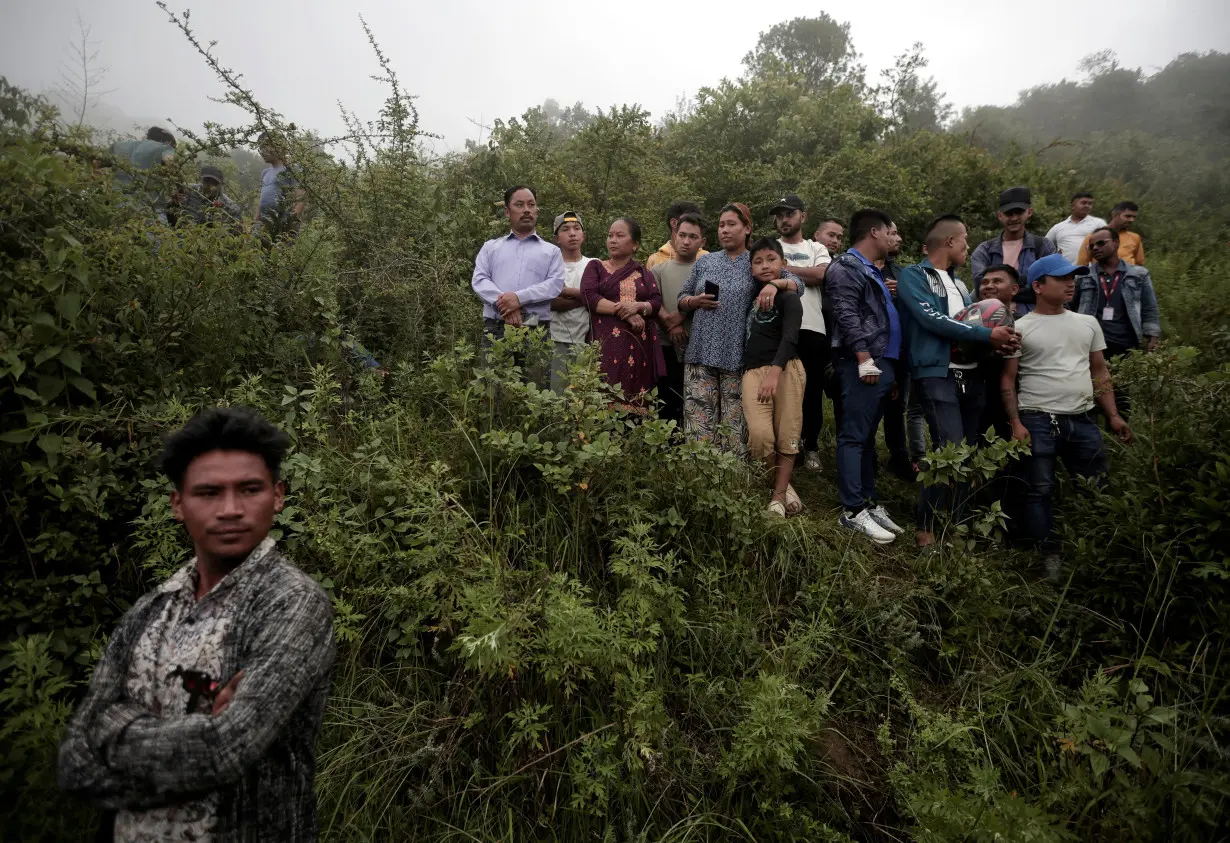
[704,281,720,300]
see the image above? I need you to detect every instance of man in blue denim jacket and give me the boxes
[1072,225,1162,419]
[827,209,905,544]
[1001,255,1132,576]
[970,187,1056,308]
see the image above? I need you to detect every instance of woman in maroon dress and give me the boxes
[580,217,667,407]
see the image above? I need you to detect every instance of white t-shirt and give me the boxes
[778,238,831,335]
[1045,215,1108,263]
[1010,310,1107,415]
[550,256,593,345]
[935,270,977,371]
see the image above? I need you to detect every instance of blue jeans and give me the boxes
[1018,410,1107,548]
[914,370,986,530]
[835,357,895,510]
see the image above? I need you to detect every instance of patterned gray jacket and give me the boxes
[58,542,335,842]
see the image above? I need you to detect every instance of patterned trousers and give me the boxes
[683,364,746,456]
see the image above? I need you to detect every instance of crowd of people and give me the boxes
[102,126,304,241]
[52,172,1162,842]
[470,185,1161,556]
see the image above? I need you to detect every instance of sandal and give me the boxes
[784,484,804,516]
[767,499,787,519]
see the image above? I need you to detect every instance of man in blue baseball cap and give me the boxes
[999,253,1131,577]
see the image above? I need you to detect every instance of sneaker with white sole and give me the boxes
[867,504,904,535]
[839,509,896,544]
[804,451,822,471]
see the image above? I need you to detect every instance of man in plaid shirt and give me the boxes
[59,407,335,841]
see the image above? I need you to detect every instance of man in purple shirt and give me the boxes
[471,185,566,343]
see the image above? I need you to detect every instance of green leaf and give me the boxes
[58,346,83,373]
[56,292,83,322]
[0,429,36,444]
[69,376,96,400]
[36,375,65,402]
[0,350,25,379]
[37,434,63,455]
[33,345,62,366]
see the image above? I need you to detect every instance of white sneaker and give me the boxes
[805,451,822,471]
[839,509,896,544]
[867,505,904,535]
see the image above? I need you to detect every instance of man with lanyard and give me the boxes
[471,185,566,383]
[897,216,1019,548]
[1001,255,1132,575]
[1071,225,1161,419]
[970,186,1056,312]
[826,209,906,544]
[771,194,832,471]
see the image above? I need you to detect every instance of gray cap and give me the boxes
[200,164,225,183]
[552,210,583,234]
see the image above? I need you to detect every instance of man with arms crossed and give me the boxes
[651,212,706,422]
[60,407,335,841]
[1001,255,1132,575]
[548,210,594,393]
[1045,192,1105,262]
[772,194,832,471]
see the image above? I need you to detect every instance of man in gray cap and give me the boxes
[969,186,1056,310]
[176,164,244,230]
[548,210,593,393]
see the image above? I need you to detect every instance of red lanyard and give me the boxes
[1099,268,1124,302]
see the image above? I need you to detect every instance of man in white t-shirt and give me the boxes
[1001,254,1132,566]
[548,211,594,393]
[772,194,831,471]
[1044,192,1106,263]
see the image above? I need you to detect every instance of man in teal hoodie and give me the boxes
[896,215,1019,547]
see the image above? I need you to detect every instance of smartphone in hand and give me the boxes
[704,281,720,300]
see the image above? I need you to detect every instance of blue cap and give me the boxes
[1026,253,1090,285]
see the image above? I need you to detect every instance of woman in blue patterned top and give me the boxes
[677,203,801,454]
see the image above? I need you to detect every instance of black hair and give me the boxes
[158,407,291,490]
[667,201,701,227]
[503,185,537,206]
[612,216,642,245]
[748,236,784,260]
[923,214,965,249]
[848,208,893,245]
[981,264,1020,285]
[1090,225,1119,242]
[719,203,753,247]
[1111,200,1139,216]
[675,212,706,233]
[146,126,175,146]
[1071,191,1094,201]
[818,217,843,228]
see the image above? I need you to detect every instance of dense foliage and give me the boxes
[2,16,1228,842]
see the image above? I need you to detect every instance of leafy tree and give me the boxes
[742,14,865,92]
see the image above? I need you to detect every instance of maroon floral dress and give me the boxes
[580,259,667,402]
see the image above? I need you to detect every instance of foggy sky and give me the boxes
[3,0,1229,156]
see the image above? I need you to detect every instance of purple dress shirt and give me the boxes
[471,231,566,325]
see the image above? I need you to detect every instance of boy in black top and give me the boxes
[742,238,806,517]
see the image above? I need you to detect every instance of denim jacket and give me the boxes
[1072,262,1162,341]
[969,231,1056,304]
[827,252,896,359]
